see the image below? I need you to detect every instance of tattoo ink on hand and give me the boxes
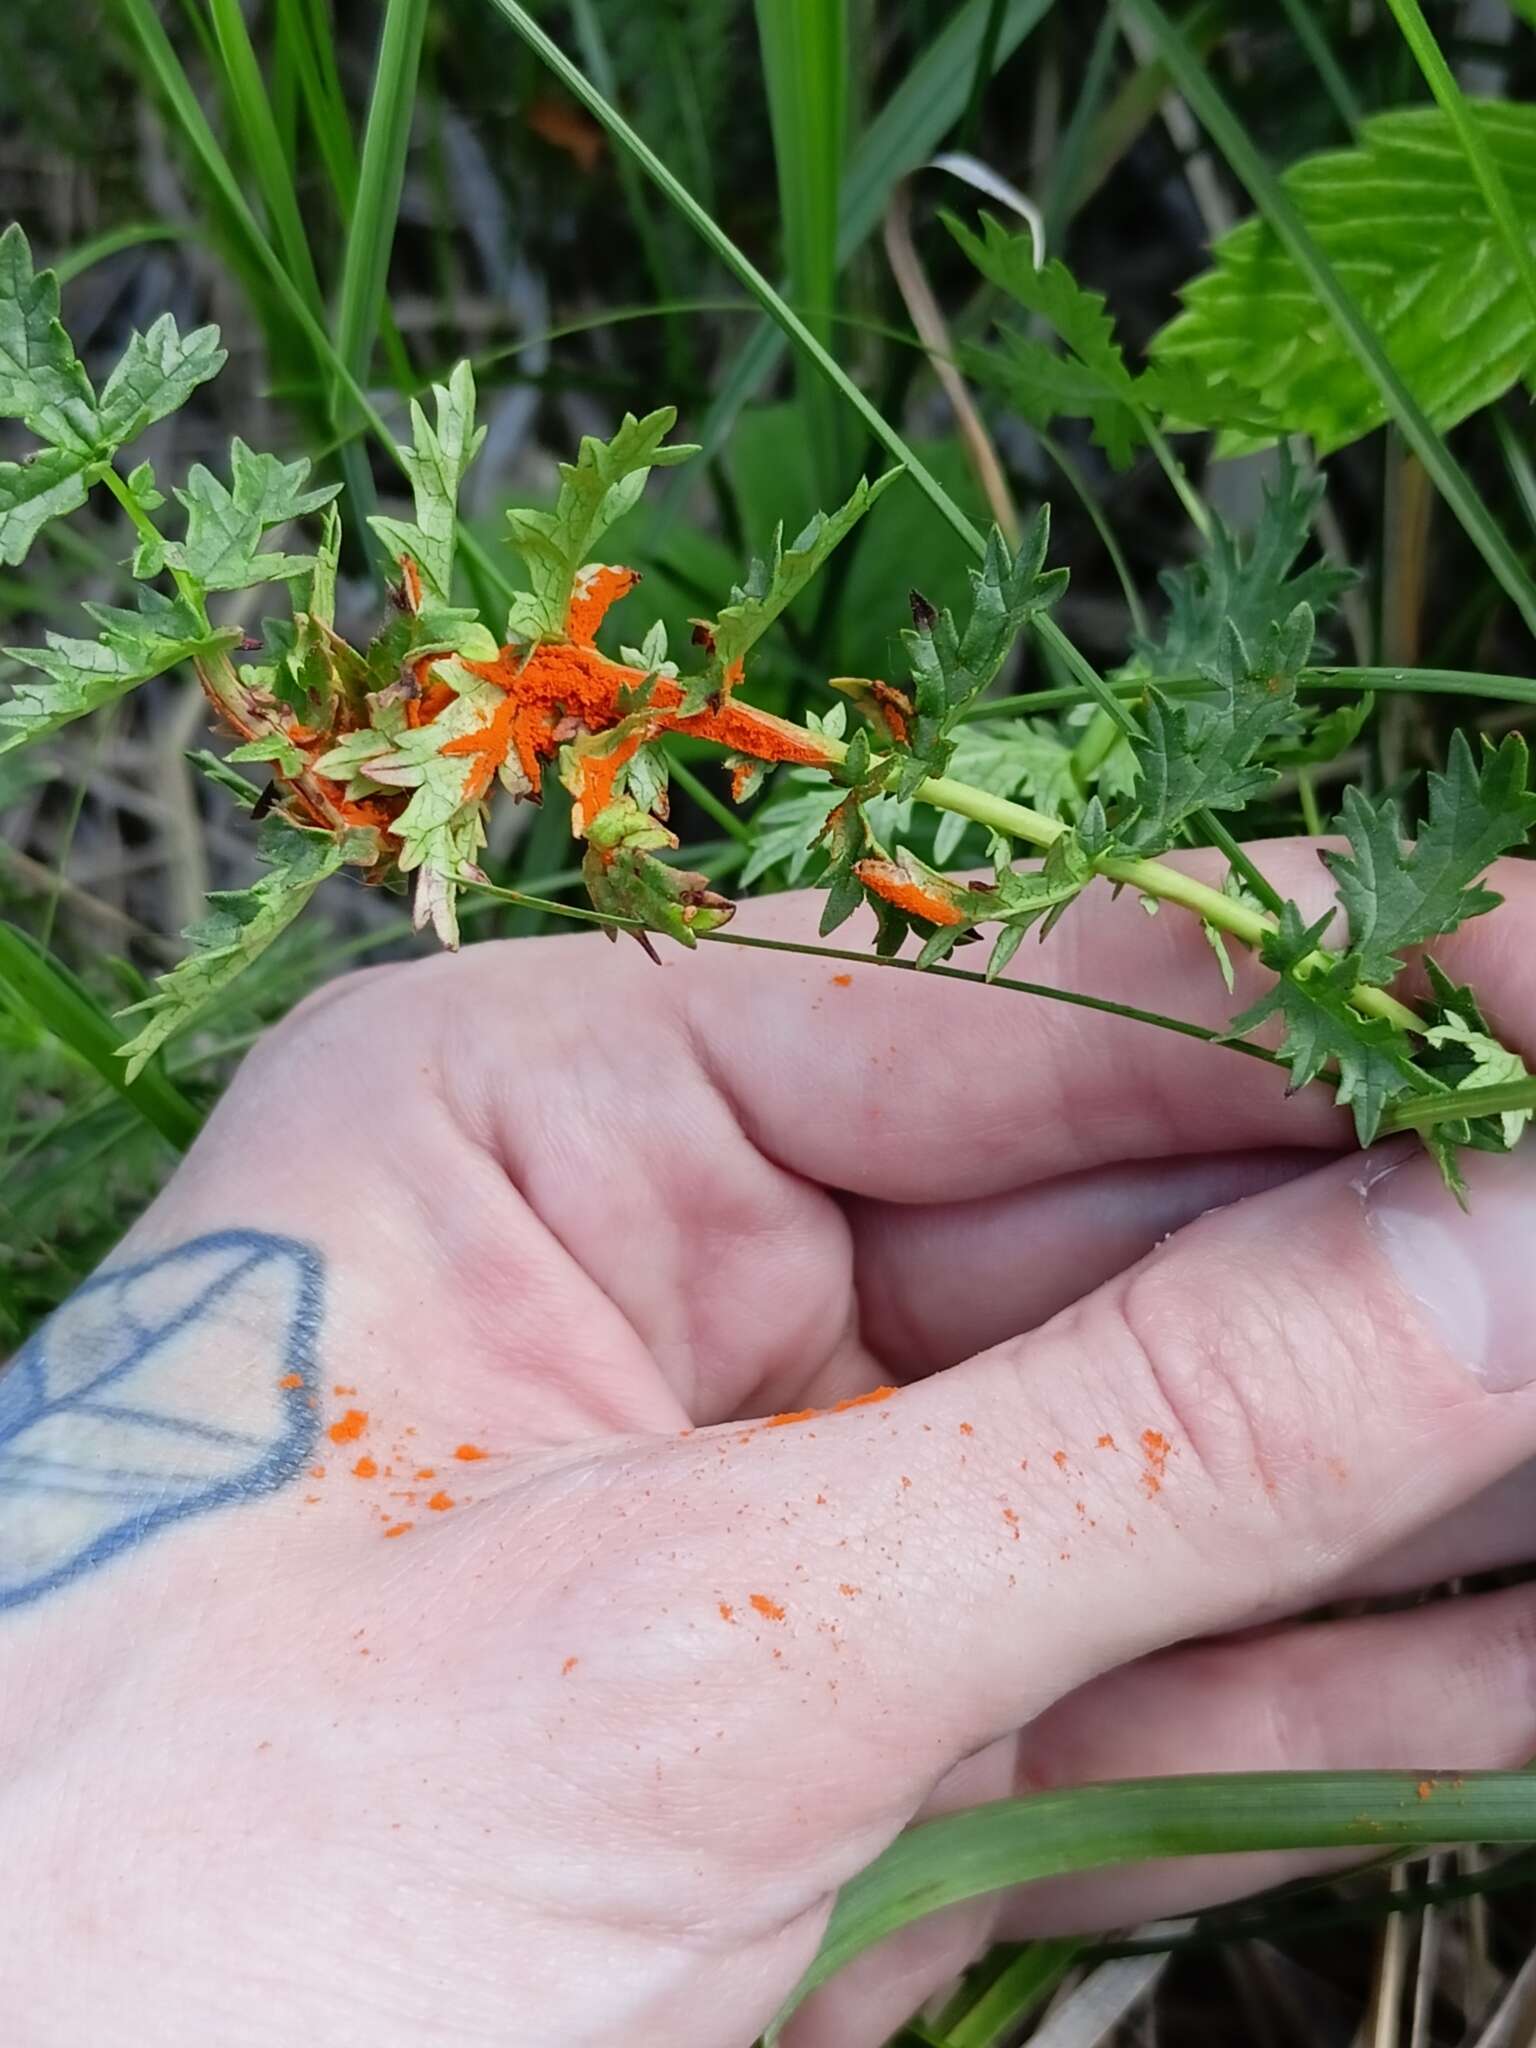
[0,1231,323,1610]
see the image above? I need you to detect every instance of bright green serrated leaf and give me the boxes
[1323,731,1536,984]
[1135,451,1352,678]
[948,213,1145,468]
[116,819,355,1077]
[0,223,98,452]
[2,590,236,753]
[1227,902,1419,1144]
[94,314,226,449]
[1423,1013,1533,1149]
[1149,103,1536,452]
[710,469,902,675]
[368,360,485,602]
[164,439,341,591]
[0,446,93,566]
[505,407,695,641]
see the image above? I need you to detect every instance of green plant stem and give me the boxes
[95,464,204,616]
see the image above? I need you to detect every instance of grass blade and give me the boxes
[1119,0,1536,644]
[334,0,429,391]
[768,1770,1536,2034]
[1384,0,1536,329]
[206,0,326,316]
[0,925,200,1152]
[1276,0,1363,134]
[689,0,1053,470]
[754,0,848,493]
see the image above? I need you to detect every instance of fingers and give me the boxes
[848,1149,1317,1372]
[643,1142,1536,1813]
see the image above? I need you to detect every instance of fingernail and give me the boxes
[1366,1145,1536,1390]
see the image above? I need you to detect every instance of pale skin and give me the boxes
[9,843,1536,2047]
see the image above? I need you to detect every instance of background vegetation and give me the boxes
[7,1,1536,2039]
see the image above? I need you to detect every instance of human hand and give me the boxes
[7,843,1536,2048]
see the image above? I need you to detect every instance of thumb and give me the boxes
[674,1144,1536,1781]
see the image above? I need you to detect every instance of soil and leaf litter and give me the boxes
[2,220,1534,1194]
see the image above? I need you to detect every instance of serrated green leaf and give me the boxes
[1323,731,1536,984]
[1136,451,1352,679]
[947,214,1146,467]
[0,445,93,567]
[505,407,695,641]
[900,511,1068,790]
[1149,103,1536,452]
[1422,1012,1533,1149]
[710,469,902,674]
[164,438,341,591]
[368,360,485,602]
[0,224,98,453]
[740,780,845,887]
[1227,902,1419,1144]
[93,314,226,449]
[116,819,353,1078]
[2,590,236,753]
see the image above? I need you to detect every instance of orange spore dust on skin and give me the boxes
[352,1456,378,1480]
[831,973,852,987]
[1052,1450,1069,1472]
[718,1603,735,1624]
[749,1594,786,1623]
[333,1384,357,1397]
[958,1422,974,1437]
[1139,1429,1172,1498]
[764,1408,819,1430]
[454,1443,489,1462]
[328,1409,368,1445]
[309,1464,326,1480]
[1096,1434,1117,1451]
[426,1491,455,1513]
[838,1584,861,1598]
[414,1468,437,1481]
[277,1373,302,1390]
[382,1522,413,1539]
[562,1656,580,1678]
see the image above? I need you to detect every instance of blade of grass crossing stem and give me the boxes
[1386,0,1536,329]
[766,1771,1536,2034]
[332,0,430,574]
[206,0,326,317]
[1118,0,1536,643]
[0,926,199,1152]
[754,0,849,499]
[685,0,1052,475]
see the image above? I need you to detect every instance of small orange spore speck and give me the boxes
[328,1408,368,1445]
[383,1521,413,1539]
[278,1373,302,1390]
[750,1593,786,1622]
[426,1491,454,1512]
[454,1443,488,1462]
[352,1456,378,1480]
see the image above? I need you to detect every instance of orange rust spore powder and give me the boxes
[762,1387,895,1430]
[852,862,968,925]
[426,1491,455,1513]
[352,1456,378,1480]
[831,974,852,987]
[1140,1429,1171,1498]
[749,1594,786,1622]
[382,1521,413,1539]
[454,1443,489,1462]
[328,1408,368,1445]
[277,1373,302,1390]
